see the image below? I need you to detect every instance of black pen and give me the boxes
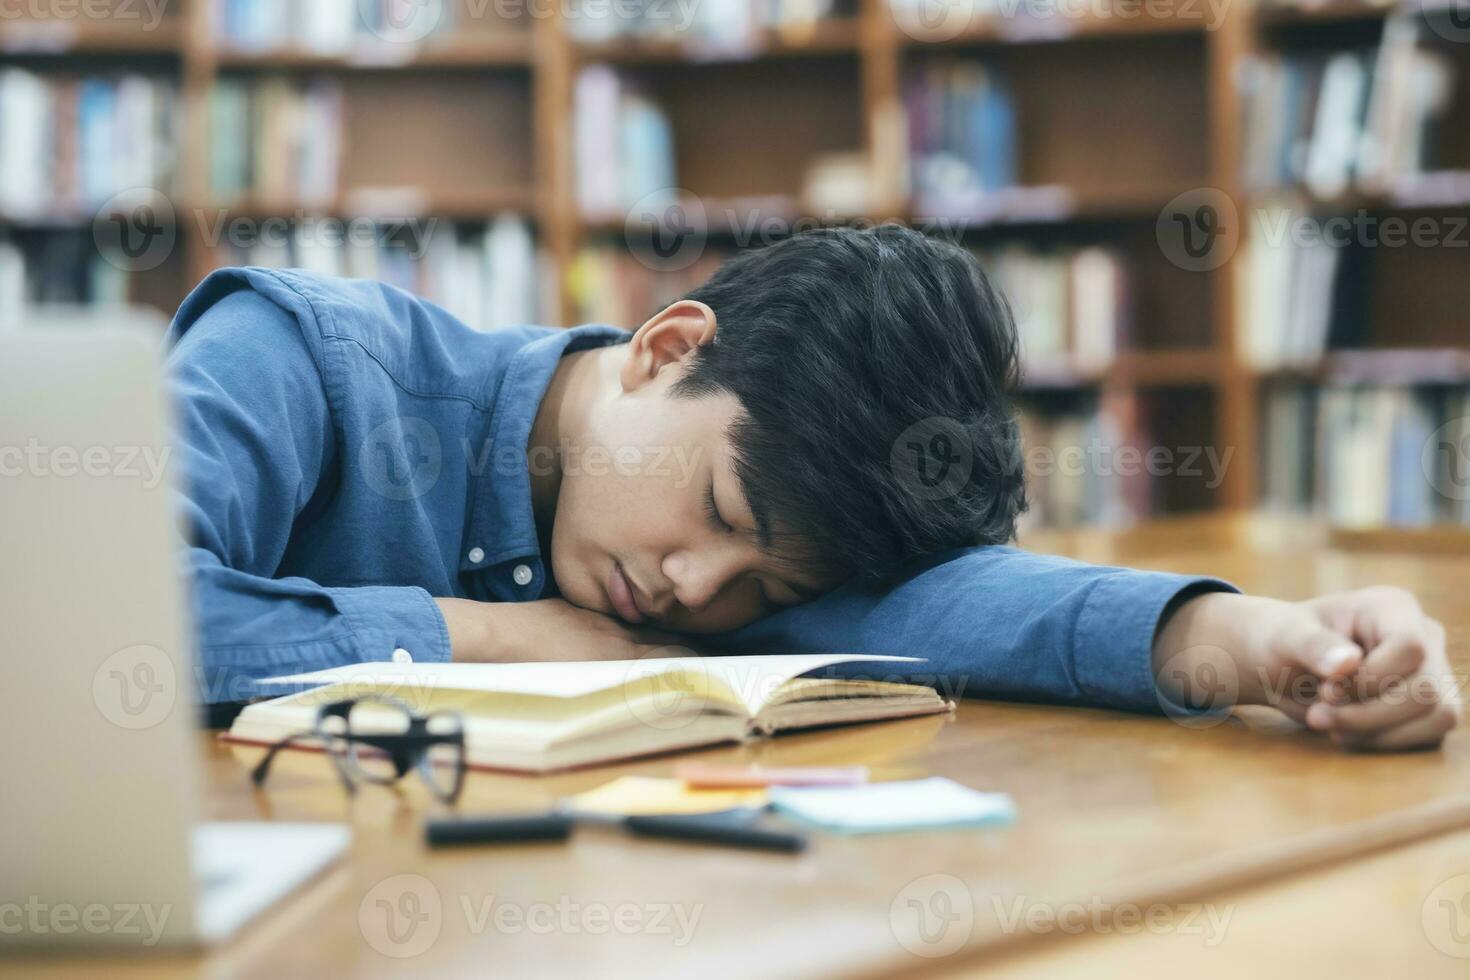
[426,812,574,846]
[426,810,807,853]
[621,814,808,852]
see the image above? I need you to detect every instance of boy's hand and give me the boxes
[1154,588,1463,751]
[434,597,690,663]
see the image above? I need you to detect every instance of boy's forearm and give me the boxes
[434,597,688,663]
[1153,591,1364,710]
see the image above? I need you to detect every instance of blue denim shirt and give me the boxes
[167,267,1233,710]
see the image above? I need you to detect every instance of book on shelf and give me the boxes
[213,213,546,331]
[1261,382,1318,514]
[209,76,343,205]
[225,653,951,774]
[1239,17,1456,198]
[574,65,677,222]
[905,59,1018,218]
[0,240,20,324]
[802,151,872,217]
[569,242,728,326]
[1015,388,1153,531]
[1236,203,1374,369]
[1262,380,1470,528]
[212,0,460,53]
[976,245,1131,373]
[0,231,130,316]
[1322,384,1464,528]
[0,69,176,220]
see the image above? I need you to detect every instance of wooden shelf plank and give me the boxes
[572,19,860,64]
[896,10,1208,48]
[1252,348,1470,385]
[1022,350,1226,390]
[1330,525,1470,553]
[0,18,183,55]
[908,182,1201,229]
[191,187,538,222]
[209,33,533,70]
[1254,0,1394,26]
[581,191,855,238]
[1247,173,1470,213]
[580,182,1199,237]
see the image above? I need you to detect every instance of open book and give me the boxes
[225,654,953,774]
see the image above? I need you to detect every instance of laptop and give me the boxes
[0,323,349,948]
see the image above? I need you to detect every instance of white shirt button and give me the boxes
[467,547,485,564]
[391,647,413,664]
[512,563,533,586]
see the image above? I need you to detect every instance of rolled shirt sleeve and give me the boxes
[709,545,1238,715]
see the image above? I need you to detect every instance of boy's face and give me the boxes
[546,306,831,634]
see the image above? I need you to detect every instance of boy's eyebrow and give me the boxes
[730,470,774,550]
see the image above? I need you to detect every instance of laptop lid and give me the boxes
[0,327,202,946]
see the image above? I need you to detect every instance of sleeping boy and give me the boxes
[167,225,1460,750]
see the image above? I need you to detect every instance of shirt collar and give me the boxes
[461,325,631,584]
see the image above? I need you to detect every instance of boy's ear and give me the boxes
[620,300,717,393]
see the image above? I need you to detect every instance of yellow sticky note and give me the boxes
[570,776,768,816]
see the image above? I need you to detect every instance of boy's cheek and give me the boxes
[658,599,772,635]
[546,519,604,615]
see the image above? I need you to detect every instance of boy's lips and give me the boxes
[606,561,645,624]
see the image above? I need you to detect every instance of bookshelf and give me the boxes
[1239,0,1470,544]
[2,0,1466,538]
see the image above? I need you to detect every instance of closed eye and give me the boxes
[704,480,733,534]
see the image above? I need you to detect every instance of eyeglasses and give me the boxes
[251,694,467,805]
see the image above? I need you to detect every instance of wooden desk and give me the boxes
[960,826,1470,979]
[8,514,1470,979]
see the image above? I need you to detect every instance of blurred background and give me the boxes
[1,0,1467,542]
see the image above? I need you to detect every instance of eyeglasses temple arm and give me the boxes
[251,732,357,796]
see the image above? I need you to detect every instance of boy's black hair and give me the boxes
[672,224,1027,587]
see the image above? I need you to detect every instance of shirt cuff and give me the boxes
[325,584,453,665]
[1073,571,1239,715]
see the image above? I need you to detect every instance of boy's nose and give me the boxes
[663,549,742,613]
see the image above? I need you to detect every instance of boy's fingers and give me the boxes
[1304,585,1425,653]
[1275,619,1362,683]
[1349,631,1428,701]
[1276,697,1312,726]
[1332,704,1461,752]
[1321,688,1429,735]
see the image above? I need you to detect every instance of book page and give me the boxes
[259,653,919,717]
[681,654,921,717]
